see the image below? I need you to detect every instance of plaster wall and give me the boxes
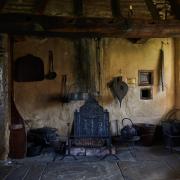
[102,38,175,134]
[14,38,175,136]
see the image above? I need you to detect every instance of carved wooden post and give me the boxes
[0,34,10,160]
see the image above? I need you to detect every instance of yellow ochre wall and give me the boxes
[13,38,175,135]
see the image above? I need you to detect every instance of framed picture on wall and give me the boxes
[138,70,153,86]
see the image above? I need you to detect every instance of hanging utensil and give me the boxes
[60,74,69,103]
[45,50,57,80]
[95,38,101,95]
[159,42,165,91]
[108,76,128,107]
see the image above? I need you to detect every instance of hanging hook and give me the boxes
[128,0,133,17]
[161,41,164,49]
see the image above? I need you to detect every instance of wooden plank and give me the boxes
[6,2,34,7]
[144,0,160,20]
[84,0,112,17]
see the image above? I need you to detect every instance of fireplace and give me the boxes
[67,97,113,157]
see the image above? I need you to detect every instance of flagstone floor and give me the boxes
[0,146,180,180]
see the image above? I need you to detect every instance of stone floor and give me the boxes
[0,146,180,180]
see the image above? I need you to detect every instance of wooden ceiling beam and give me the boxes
[1,24,180,38]
[0,13,180,38]
[111,0,122,18]
[144,0,160,20]
[0,0,7,12]
[168,0,180,19]
[0,13,126,29]
[1,22,180,38]
[34,0,49,15]
[73,0,83,16]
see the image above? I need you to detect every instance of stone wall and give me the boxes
[0,34,9,160]
[0,36,4,105]
[13,37,175,136]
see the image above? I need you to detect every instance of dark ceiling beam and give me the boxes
[111,0,122,18]
[0,0,7,12]
[0,13,126,29]
[34,0,49,15]
[168,0,180,19]
[144,0,160,21]
[73,0,83,16]
[0,13,180,38]
[2,22,180,38]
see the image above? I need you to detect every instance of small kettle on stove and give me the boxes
[121,118,137,139]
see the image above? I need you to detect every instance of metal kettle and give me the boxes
[121,118,137,139]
